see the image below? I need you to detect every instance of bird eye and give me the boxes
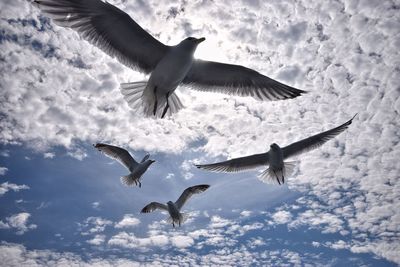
[187,37,194,41]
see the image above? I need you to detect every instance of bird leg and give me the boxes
[274,170,281,185]
[172,222,175,228]
[153,86,158,116]
[161,92,170,119]
[139,181,141,188]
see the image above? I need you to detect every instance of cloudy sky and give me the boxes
[1,0,399,265]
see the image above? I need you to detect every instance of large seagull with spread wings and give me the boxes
[33,0,306,118]
[196,115,356,185]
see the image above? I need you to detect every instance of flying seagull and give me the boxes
[141,184,210,227]
[32,0,306,118]
[94,143,155,187]
[196,115,356,185]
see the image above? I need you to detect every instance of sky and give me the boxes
[0,0,399,266]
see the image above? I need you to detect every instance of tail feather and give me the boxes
[120,81,147,112]
[258,161,297,185]
[120,81,184,118]
[120,174,141,187]
[166,213,189,226]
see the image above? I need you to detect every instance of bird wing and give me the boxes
[94,143,138,170]
[33,0,169,73]
[182,60,306,101]
[195,152,269,173]
[282,114,357,159]
[141,202,168,213]
[175,184,210,210]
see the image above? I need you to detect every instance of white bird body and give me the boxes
[148,42,198,92]
[166,201,184,227]
[141,184,210,227]
[140,38,204,117]
[196,115,357,185]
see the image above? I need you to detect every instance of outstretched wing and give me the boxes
[182,60,306,101]
[141,202,168,213]
[33,0,169,73]
[282,114,357,159]
[195,152,269,173]
[175,184,210,210]
[94,143,138,170]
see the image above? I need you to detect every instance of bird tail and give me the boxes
[120,174,140,187]
[258,161,297,185]
[120,81,184,118]
[166,213,189,226]
[120,81,148,111]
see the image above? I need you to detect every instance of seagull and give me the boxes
[141,184,210,227]
[32,0,306,118]
[196,115,356,185]
[94,143,155,187]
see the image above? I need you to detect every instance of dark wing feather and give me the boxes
[141,202,168,213]
[175,184,210,210]
[182,60,306,101]
[195,152,269,173]
[282,114,357,159]
[94,143,137,170]
[33,0,169,73]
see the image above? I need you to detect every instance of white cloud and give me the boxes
[165,173,175,179]
[79,217,112,235]
[180,160,194,180]
[91,201,100,210]
[170,235,194,248]
[271,210,292,225]
[115,214,140,229]
[43,152,55,159]
[0,213,37,235]
[0,167,8,176]
[86,234,106,246]
[0,182,29,196]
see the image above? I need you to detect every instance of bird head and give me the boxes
[167,201,174,208]
[178,37,206,53]
[270,143,280,150]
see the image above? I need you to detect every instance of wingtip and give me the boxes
[199,184,210,190]
[347,113,358,125]
[140,208,147,213]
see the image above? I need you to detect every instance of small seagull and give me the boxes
[32,0,306,118]
[196,115,356,185]
[141,184,210,227]
[94,143,155,187]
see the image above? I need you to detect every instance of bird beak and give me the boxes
[197,37,206,44]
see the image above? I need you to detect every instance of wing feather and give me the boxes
[282,114,357,159]
[182,60,306,101]
[195,152,269,173]
[141,202,168,213]
[33,0,169,73]
[175,184,210,210]
[94,143,138,170]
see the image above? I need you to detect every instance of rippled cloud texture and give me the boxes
[0,0,399,265]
